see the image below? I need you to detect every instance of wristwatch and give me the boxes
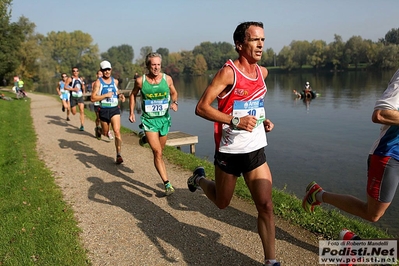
[231,116,240,128]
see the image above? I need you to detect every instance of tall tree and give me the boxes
[385,28,399,45]
[308,40,327,69]
[0,0,24,80]
[41,30,99,78]
[325,34,345,70]
[101,44,134,65]
[14,16,41,82]
[192,54,207,75]
[290,40,311,68]
[344,36,367,69]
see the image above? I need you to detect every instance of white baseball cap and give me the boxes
[100,60,112,69]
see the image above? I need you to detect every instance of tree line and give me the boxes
[2,0,399,92]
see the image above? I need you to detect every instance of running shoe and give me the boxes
[165,182,175,196]
[79,125,84,131]
[95,127,102,140]
[116,155,123,164]
[66,117,70,121]
[338,229,361,266]
[138,131,147,146]
[62,106,65,112]
[264,262,281,266]
[302,181,322,213]
[108,131,114,140]
[339,229,361,240]
[187,166,205,192]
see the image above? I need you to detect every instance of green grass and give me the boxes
[0,91,89,265]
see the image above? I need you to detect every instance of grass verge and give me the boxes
[0,91,89,265]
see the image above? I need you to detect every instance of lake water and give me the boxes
[40,70,399,236]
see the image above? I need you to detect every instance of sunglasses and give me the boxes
[62,76,67,78]
[72,70,79,72]
[101,68,111,72]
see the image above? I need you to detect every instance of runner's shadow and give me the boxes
[46,115,96,137]
[45,115,70,127]
[87,177,263,265]
[58,139,150,189]
[166,187,319,255]
[59,139,100,155]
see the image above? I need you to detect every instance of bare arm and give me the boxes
[56,82,61,96]
[90,79,112,102]
[114,79,125,102]
[129,77,142,123]
[259,66,274,132]
[82,80,86,94]
[372,109,399,125]
[195,66,257,132]
[64,77,73,91]
[167,75,178,112]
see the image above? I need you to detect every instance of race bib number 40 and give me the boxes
[232,99,265,128]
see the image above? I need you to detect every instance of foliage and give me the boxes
[192,54,208,75]
[0,0,24,80]
[13,16,40,87]
[193,41,236,70]
[385,28,399,45]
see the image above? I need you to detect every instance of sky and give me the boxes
[10,0,398,60]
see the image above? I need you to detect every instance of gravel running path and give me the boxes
[29,93,320,266]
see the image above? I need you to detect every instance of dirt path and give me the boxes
[30,93,320,265]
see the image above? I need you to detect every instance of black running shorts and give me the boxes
[214,147,266,177]
[99,106,121,123]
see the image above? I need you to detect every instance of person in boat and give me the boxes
[303,81,313,98]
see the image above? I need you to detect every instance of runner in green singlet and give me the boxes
[129,52,178,196]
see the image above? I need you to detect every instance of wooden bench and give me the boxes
[166,131,198,154]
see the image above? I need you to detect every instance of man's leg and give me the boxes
[110,114,122,155]
[70,98,77,115]
[66,100,70,119]
[78,102,85,128]
[95,109,100,128]
[322,193,390,222]
[146,132,168,182]
[198,165,237,209]
[244,163,275,261]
